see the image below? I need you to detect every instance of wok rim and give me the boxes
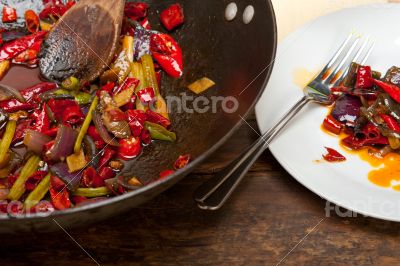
[0,0,277,222]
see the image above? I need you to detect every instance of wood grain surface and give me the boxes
[0,115,399,266]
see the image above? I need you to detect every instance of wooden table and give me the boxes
[1,115,400,265]
[3,1,400,265]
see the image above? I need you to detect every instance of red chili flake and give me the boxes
[160,3,184,31]
[159,169,175,179]
[140,129,151,145]
[49,187,71,210]
[99,167,115,181]
[322,147,346,162]
[126,109,146,137]
[174,154,191,170]
[146,109,171,128]
[136,87,155,104]
[62,105,84,125]
[2,6,17,23]
[99,148,117,169]
[87,126,106,149]
[82,167,98,188]
[25,10,40,33]
[50,175,66,192]
[25,171,47,191]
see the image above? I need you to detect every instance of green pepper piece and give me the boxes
[8,155,41,200]
[144,121,176,142]
[24,173,51,210]
[73,187,111,198]
[74,96,99,154]
[62,76,80,90]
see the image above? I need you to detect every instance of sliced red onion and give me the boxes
[0,84,26,102]
[331,95,362,127]
[93,110,119,147]
[47,125,77,161]
[23,130,52,155]
[50,162,82,191]
[132,21,152,60]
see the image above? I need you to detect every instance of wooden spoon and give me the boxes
[39,0,125,84]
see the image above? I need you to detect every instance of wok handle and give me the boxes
[194,96,309,210]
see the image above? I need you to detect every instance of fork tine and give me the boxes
[324,37,361,84]
[361,41,375,65]
[314,33,354,81]
[333,39,375,87]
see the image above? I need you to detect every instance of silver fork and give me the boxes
[194,34,375,210]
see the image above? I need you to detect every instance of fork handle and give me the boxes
[194,96,310,210]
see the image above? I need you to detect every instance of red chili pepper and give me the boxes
[25,171,47,191]
[87,126,106,149]
[323,147,346,162]
[13,39,42,64]
[81,166,97,188]
[174,154,191,170]
[323,115,342,135]
[49,187,71,210]
[48,99,78,121]
[39,0,75,20]
[98,167,115,182]
[62,105,84,125]
[126,109,146,137]
[380,114,400,132]
[42,127,59,138]
[0,31,47,61]
[118,137,142,160]
[113,78,139,95]
[160,4,184,31]
[356,66,373,89]
[159,169,175,179]
[150,33,183,78]
[136,87,155,104]
[99,148,117,169]
[43,140,55,154]
[71,195,87,205]
[97,82,115,96]
[141,129,151,145]
[31,105,50,133]
[0,82,57,113]
[2,6,17,23]
[374,79,400,103]
[124,2,149,21]
[25,10,40,33]
[145,109,171,129]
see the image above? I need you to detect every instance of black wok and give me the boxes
[0,0,277,233]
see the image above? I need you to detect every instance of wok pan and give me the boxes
[0,0,277,233]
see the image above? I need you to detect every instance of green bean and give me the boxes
[131,62,147,111]
[0,120,16,165]
[144,121,176,142]
[73,187,111,198]
[141,54,160,95]
[8,155,41,200]
[74,96,99,154]
[24,173,51,210]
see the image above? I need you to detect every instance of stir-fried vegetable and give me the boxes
[0,1,192,214]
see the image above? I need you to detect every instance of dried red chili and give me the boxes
[150,33,183,78]
[356,66,373,89]
[124,2,149,21]
[31,105,51,133]
[99,148,117,169]
[62,105,84,125]
[374,79,400,103]
[159,169,175,179]
[380,114,400,132]
[136,87,155,104]
[160,4,184,31]
[322,147,346,162]
[25,171,47,191]
[322,115,342,135]
[126,109,146,137]
[25,10,40,33]
[49,187,71,210]
[0,31,47,61]
[146,109,171,128]
[174,154,191,170]
[2,6,17,23]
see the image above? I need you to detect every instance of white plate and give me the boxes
[255,4,400,221]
